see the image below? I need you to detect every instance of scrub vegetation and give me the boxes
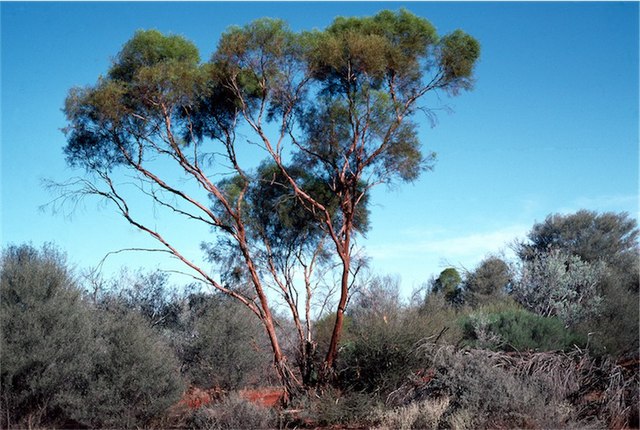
[2,210,637,429]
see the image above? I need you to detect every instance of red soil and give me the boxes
[238,387,287,408]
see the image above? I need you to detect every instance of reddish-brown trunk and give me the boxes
[324,232,351,371]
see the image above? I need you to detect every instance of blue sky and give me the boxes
[2,2,638,294]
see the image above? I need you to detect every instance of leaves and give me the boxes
[108,30,200,83]
[438,29,481,91]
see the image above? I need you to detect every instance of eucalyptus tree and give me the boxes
[208,10,480,371]
[59,10,479,389]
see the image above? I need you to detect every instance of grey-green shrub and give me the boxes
[1,244,96,428]
[78,306,184,428]
[179,292,274,390]
[0,244,183,428]
[511,250,605,327]
[184,393,277,429]
[388,343,600,429]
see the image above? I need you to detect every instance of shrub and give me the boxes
[511,250,605,327]
[183,393,277,429]
[463,255,511,307]
[461,303,585,352]
[179,293,274,390]
[0,244,183,428]
[1,244,96,428]
[335,276,465,396]
[78,306,184,428]
[307,387,379,427]
[388,342,600,429]
[374,397,450,429]
[337,277,437,395]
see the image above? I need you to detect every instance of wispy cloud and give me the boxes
[557,194,638,216]
[368,224,529,263]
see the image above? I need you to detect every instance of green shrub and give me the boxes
[461,302,584,352]
[305,387,378,427]
[335,276,464,396]
[79,307,184,428]
[336,278,426,395]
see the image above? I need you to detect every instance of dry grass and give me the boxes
[386,342,638,429]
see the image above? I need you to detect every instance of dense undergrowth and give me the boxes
[2,211,639,429]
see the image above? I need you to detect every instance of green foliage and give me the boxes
[580,281,639,357]
[461,302,584,352]
[64,30,206,172]
[336,275,461,396]
[518,210,639,267]
[439,29,481,91]
[80,306,184,428]
[109,29,200,82]
[418,292,464,342]
[431,267,463,305]
[0,244,183,429]
[464,255,511,306]
[1,244,96,428]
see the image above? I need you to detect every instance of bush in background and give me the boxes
[78,306,184,428]
[335,276,462,397]
[461,300,585,352]
[178,292,275,390]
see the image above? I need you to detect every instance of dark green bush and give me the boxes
[335,276,463,396]
[335,277,417,395]
[461,303,584,352]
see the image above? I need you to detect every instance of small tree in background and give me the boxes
[464,255,511,307]
[431,267,463,305]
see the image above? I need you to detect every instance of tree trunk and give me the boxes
[324,242,351,372]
